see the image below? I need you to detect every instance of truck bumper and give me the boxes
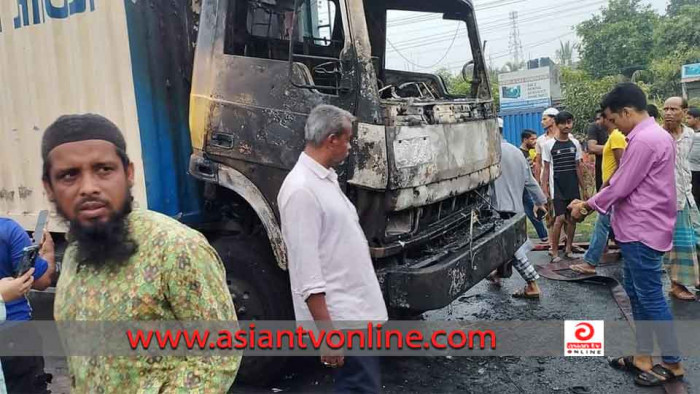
[380,213,527,311]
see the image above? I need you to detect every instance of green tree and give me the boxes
[576,0,659,78]
[436,68,501,110]
[653,5,700,58]
[647,49,700,100]
[667,0,700,16]
[555,41,577,67]
[560,67,622,137]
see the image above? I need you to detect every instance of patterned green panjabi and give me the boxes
[54,210,240,393]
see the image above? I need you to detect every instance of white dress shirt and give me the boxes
[278,153,388,325]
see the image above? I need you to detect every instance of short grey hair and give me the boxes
[305,105,356,146]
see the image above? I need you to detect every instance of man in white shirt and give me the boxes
[534,107,560,187]
[278,105,387,393]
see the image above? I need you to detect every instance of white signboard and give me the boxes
[498,67,552,111]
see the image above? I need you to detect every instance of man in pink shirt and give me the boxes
[569,83,683,387]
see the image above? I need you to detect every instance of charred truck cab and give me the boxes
[189,0,526,319]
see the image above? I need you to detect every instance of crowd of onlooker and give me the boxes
[505,82,699,387]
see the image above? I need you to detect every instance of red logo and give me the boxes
[574,322,594,341]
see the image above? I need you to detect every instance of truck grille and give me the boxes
[371,185,494,260]
[384,185,490,243]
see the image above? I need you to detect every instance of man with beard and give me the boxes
[41,114,240,392]
[662,97,700,301]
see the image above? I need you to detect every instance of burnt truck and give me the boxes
[188,0,526,317]
[1,0,525,382]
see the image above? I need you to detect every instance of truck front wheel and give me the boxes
[211,235,294,385]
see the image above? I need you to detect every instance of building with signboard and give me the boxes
[682,63,700,100]
[498,64,562,145]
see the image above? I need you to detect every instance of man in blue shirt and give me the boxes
[0,217,55,393]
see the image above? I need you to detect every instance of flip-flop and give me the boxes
[571,245,586,253]
[550,256,564,264]
[512,287,540,299]
[634,364,684,387]
[570,264,596,275]
[486,273,502,287]
[608,356,642,374]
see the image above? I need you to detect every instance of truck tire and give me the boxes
[211,235,294,385]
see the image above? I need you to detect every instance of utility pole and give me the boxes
[508,11,523,68]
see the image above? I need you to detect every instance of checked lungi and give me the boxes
[513,239,539,282]
[664,199,700,288]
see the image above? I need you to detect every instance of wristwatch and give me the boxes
[580,207,589,216]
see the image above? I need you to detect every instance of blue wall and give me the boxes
[500,108,546,147]
[123,0,202,223]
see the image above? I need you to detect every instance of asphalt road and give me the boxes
[44,251,700,393]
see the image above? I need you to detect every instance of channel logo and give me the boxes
[564,321,604,357]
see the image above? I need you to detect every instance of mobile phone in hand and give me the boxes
[14,210,48,277]
[536,207,547,221]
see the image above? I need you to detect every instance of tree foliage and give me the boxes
[653,5,700,58]
[576,0,658,78]
[666,0,700,16]
[570,0,700,114]
[436,68,500,109]
[560,68,622,137]
[555,41,577,67]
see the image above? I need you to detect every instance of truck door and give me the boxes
[190,0,360,174]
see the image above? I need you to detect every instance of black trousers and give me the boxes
[334,356,381,394]
[693,171,700,209]
[0,323,51,394]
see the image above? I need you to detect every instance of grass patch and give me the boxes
[526,211,598,243]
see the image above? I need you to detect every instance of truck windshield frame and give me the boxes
[361,0,490,102]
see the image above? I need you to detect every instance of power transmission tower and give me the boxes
[508,11,523,67]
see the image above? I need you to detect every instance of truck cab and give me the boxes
[188,0,526,320]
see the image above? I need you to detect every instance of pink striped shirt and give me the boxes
[588,117,677,252]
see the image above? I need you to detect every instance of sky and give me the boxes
[385,0,669,74]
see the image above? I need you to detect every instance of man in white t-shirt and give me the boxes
[534,108,563,246]
[534,107,560,186]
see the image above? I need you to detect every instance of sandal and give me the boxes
[570,263,596,275]
[512,287,540,299]
[608,356,642,374]
[669,286,695,301]
[550,256,564,264]
[634,364,684,387]
[571,245,586,253]
[486,272,501,287]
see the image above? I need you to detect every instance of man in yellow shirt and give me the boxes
[570,118,627,274]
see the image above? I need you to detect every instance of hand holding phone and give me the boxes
[14,210,49,278]
[534,205,547,220]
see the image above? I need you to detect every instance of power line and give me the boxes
[387,0,527,27]
[386,24,462,70]
[386,0,604,50]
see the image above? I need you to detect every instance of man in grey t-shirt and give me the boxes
[489,130,548,298]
